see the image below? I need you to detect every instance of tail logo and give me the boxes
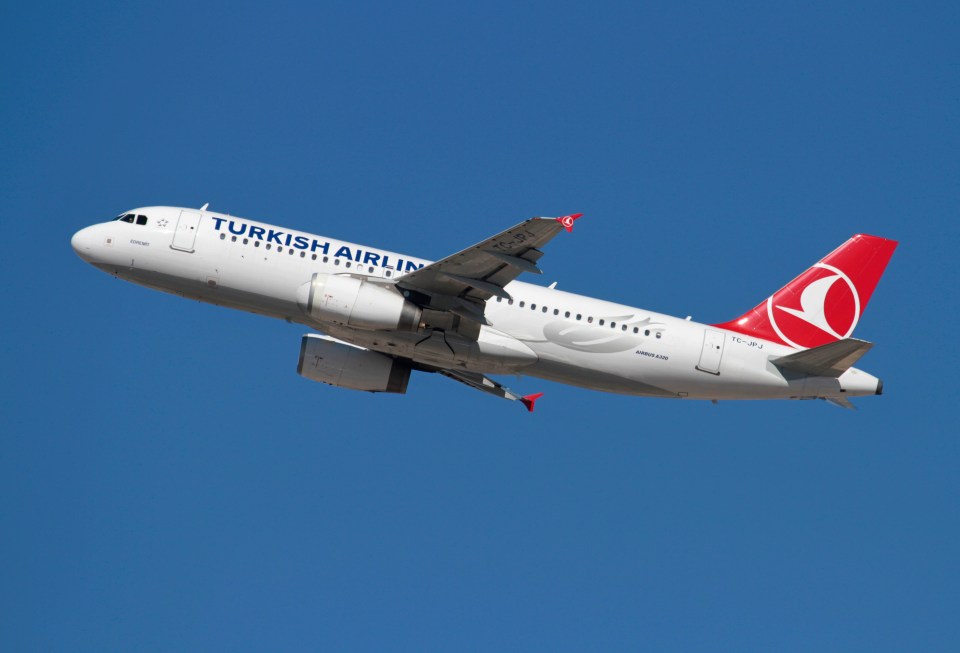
[767,263,861,349]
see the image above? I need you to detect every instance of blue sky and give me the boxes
[2,1,958,650]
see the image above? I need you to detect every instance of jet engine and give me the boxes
[296,273,422,332]
[297,334,411,393]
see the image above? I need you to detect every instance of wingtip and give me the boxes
[555,213,583,232]
[520,392,544,412]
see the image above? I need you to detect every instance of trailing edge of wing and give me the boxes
[772,338,873,378]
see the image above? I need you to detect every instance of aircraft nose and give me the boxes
[71,226,96,261]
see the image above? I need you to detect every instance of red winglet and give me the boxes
[555,213,583,232]
[520,392,544,412]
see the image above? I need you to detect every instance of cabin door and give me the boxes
[696,329,725,375]
[171,210,202,252]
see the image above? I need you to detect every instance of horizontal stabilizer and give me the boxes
[772,338,873,378]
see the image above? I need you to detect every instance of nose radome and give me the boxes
[71,226,95,261]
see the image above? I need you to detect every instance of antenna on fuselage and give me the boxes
[200,203,209,211]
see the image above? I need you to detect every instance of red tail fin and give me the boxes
[714,234,898,349]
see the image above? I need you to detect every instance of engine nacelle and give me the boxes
[297,335,411,393]
[296,273,422,332]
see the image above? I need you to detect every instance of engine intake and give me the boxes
[297,335,410,393]
[297,273,421,332]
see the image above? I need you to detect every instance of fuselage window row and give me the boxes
[495,295,645,333]
[219,229,394,278]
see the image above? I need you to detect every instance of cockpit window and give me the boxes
[113,213,148,225]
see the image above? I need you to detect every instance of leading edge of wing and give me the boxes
[396,214,583,306]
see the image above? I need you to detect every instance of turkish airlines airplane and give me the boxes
[71,206,897,411]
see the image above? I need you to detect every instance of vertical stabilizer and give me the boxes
[714,234,897,349]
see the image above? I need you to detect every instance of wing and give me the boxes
[438,369,544,412]
[396,214,582,323]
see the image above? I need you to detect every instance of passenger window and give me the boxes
[610,322,616,328]
[345,261,351,268]
[300,251,305,258]
[334,259,340,265]
[496,297,502,303]
[254,241,260,247]
[386,271,392,277]
[508,299,513,305]
[565,311,570,318]
[368,266,374,273]
[644,330,650,336]
[576,314,581,320]
[277,247,282,253]
[231,236,237,242]
[588,317,594,323]
[599,319,604,326]
[622,325,628,331]
[266,244,272,250]
[220,233,226,240]
[531,304,536,310]
[542,306,548,313]
[323,256,329,263]
[656,332,662,339]
[633,327,639,333]
[136,215,147,225]
[553,309,559,315]
[519,301,525,308]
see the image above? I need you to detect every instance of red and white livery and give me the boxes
[72,207,897,410]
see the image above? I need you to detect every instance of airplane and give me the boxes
[71,206,897,411]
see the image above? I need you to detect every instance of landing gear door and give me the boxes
[171,210,202,252]
[696,329,725,375]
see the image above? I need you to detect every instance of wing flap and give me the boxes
[824,397,857,410]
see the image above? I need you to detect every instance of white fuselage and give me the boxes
[71,207,882,401]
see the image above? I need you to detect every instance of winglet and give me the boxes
[555,213,583,232]
[520,392,544,412]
